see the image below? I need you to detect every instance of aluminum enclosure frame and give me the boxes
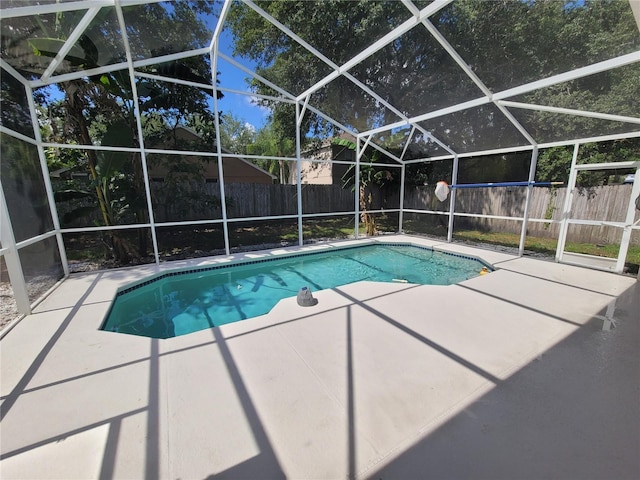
[1,0,639,314]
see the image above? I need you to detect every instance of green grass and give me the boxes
[281,218,356,241]
[303,217,640,268]
[450,229,640,267]
[398,216,640,270]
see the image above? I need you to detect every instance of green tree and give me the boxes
[227,0,639,155]
[537,139,640,187]
[226,1,411,141]
[218,112,257,154]
[7,2,223,263]
[246,122,295,184]
[337,138,399,235]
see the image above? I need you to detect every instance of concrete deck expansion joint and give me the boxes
[1,236,638,479]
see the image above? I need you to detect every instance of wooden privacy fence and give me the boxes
[151,181,637,245]
[224,182,357,217]
[403,184,639,245]
[151,182,356,220]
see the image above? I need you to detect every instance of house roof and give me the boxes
[173,125,277,181]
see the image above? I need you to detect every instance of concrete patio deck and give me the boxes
[1,235,638,479]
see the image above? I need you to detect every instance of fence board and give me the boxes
[403,184,638,245]
[152,182,356,220]
[133,182,639,246]
[56,182,640,245]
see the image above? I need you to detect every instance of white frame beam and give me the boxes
[25,83,70,276]
[296,102,304,246]
[555,144,580,263]
[0,0,163,19]
[245,0,461,166]
[114,0,160,264]
[295,0,455,102]
[361,52,640,139]
[210,0,233,256]
[404,130,640,163]
[555,154,640,272]
[0,184,31,314]
[495,52,640,101]
[447,156,459,243]
[30,47,212,89]
[573,161,640,171]
[0,0,637,306]
[497,101,640,126]
[519,147,539,256]
[40,7,102,81]
[398,163,406,233]
[0,58,31,87]
[417,15,537,147]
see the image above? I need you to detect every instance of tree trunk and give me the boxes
[63,80,140,264]
[64,81,111,227]
[360,185,376,236]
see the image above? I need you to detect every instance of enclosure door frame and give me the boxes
[555,155,640,273]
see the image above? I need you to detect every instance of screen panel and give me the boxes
[1,133,54,242]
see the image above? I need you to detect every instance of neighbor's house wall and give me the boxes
[297,160,333,184]
[293,141,354,185]
[147,127,275,184]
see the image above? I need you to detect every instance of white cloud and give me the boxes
[246,95,271,116]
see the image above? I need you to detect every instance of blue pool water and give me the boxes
[101,243,490,339]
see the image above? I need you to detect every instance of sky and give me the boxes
[214,30,271,132]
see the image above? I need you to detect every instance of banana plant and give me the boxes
[338,138,398,236]
[26,7,221,262]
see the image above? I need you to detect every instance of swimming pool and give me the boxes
[101,243,491,339]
